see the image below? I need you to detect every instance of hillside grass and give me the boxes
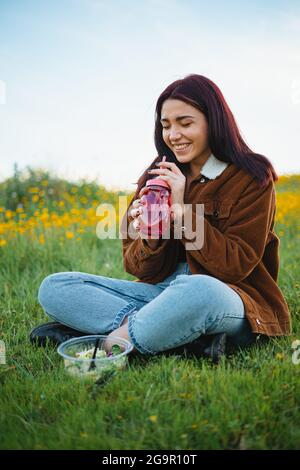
[0,170,299,450]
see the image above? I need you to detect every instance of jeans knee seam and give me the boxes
[128,317,204,354]
[127,315,156,355]
[112,302,138,330]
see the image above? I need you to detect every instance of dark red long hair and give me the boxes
[132,74,277,200]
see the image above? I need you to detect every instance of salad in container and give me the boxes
[57,335,133,383]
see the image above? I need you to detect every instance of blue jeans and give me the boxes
[37,262,254,355]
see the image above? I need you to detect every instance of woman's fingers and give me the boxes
[132,199,141,207]
[130,198,144,219]
[129,186,148,228]
[130,207,143,218]
[139,186,148,198]
[155,161,182,174]
[130,199,141,217]
[132,218,140,232]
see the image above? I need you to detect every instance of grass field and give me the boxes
[0,169,299,450]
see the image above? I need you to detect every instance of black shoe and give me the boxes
[29,321,89,347]
[203,333,227,364]
[166,333,227,364]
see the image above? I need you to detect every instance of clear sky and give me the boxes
[0,0,300,191]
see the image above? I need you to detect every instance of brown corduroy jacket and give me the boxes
[121,155,291,337]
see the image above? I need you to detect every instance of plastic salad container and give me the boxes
[57,335,133,382]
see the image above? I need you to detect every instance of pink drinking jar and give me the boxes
[138,178,171,238]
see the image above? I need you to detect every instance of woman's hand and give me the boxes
[129,187,148,233]
[129,187,161,249]
[103,317,136,355]
[148,160,186,205]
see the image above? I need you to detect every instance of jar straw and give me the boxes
[88,337,100,371]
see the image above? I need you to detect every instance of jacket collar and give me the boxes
[200,154,229,180]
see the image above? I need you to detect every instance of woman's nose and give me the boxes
[169,129,182,140]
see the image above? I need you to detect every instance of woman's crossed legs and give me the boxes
[37,263,254,355]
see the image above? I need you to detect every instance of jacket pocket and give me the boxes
[203,199,234,229]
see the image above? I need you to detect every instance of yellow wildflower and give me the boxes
[179,392,192,399]
[65,231,74,239]
[40,213,49,222]
[148,415,158,423]
[80,196,88,204]
[5,210,14,219]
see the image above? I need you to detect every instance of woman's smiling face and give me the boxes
[160,98,211,174]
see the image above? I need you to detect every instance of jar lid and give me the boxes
[146,177,171,190]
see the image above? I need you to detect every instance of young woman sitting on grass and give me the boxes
[30,74,291,363]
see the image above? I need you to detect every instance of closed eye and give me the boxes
[162,123,191,130]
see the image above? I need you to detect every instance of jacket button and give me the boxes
[213,210,219,218]
[200,177,206,183]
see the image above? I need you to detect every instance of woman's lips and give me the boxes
[174,143,192,153]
